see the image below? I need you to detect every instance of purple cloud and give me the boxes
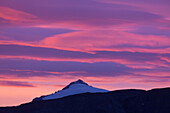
[0,57,169,80]
[0,0,164,28]
[0,80,35,87]
[0,44,169,66]
[0,27,75,41]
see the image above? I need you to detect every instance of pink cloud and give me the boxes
[0,0,165,29]
[0,6,37,22]
[101,0,170,19]
[160,56,170,63]
[40,30,170,53]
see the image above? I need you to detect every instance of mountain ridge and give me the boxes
[0,87,169,113]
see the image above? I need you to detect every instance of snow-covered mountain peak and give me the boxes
[72,79,88,85]
[62,79,88,90]
[35,79,109,100]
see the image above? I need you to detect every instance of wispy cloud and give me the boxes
[0,80,35,87]
[0,6,37,22]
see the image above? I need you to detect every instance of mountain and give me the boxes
[0,80,169,113]
[33,79,109,101]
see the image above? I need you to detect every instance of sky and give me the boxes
[0,0,170,106]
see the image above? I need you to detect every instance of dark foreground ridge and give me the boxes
[0,87,170,113]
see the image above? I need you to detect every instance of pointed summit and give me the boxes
[62,79,88,90]
[74,79,88,85]
[33,79,109,101]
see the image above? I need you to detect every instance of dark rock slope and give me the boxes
[0,87,169,113]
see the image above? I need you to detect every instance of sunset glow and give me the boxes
[0,0,170,106]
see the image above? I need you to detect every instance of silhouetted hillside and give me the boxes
[0,87,169,113]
